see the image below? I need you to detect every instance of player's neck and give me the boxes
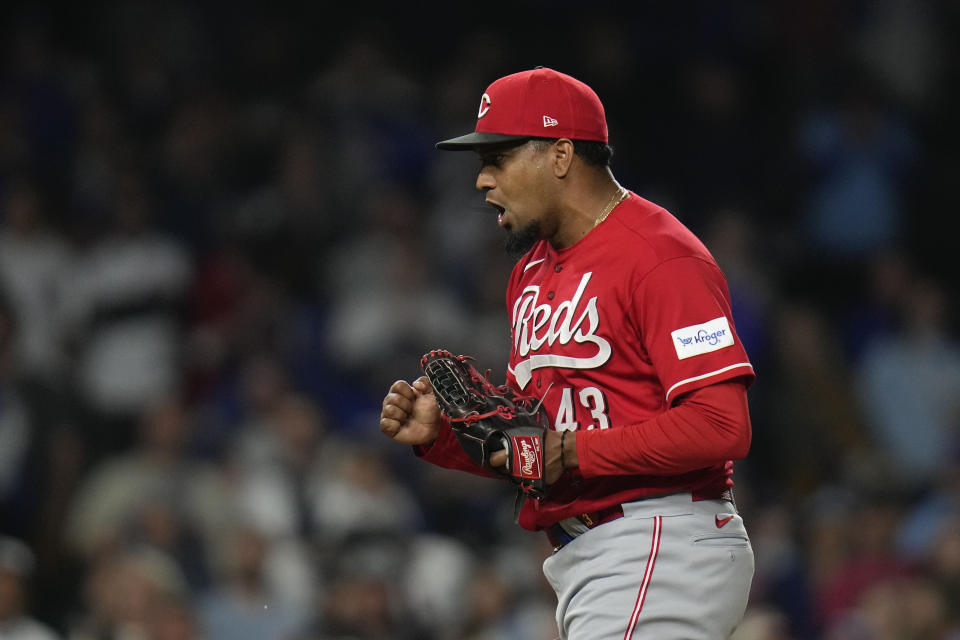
[551,171,622,249]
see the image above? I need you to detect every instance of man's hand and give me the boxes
[489,429,574,486]
[380,377,442,446]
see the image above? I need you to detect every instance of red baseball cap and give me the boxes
[436,67,608,150]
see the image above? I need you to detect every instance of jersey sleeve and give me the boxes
[576,380,751,477]
[635,256,755,404]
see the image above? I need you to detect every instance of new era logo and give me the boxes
[543,115,558,127]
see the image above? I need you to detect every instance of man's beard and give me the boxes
[504,221,541,260]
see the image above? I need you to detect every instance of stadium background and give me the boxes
[2,2,960,638]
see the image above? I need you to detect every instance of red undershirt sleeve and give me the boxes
[413,418,500,479]
[576,379,752,477]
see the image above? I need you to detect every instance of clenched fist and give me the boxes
[379,377,443,446]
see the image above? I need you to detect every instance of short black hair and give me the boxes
[529,138,614,168]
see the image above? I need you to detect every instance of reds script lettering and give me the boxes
[511,272,612,389]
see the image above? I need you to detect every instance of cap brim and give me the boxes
[435,132,529,150]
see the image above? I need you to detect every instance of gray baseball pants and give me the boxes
[542,492,754,639]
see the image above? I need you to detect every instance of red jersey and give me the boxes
[419,193,755,530]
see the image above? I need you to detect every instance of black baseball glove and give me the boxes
[420,348,551,498]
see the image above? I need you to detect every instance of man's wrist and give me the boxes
[560,430,578,469]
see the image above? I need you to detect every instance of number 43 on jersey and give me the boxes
[554,386,610,431]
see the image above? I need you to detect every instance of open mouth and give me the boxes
[486,200,507,227]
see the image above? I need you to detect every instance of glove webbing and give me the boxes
[450,405,519,425]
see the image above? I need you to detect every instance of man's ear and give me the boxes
[551,139,575,178]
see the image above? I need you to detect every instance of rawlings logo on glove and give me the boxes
[515,435,542,479]
[420,349,551,498]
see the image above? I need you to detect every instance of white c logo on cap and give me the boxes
[477,93,491,119]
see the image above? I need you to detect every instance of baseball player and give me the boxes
[380,67,756,639]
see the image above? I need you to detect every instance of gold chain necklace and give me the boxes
[593,185,629,227]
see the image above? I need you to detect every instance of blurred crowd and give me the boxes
[1,2,960,639]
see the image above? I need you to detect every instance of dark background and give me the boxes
[2,2,960,639]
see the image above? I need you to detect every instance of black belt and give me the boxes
[545,504,625,550]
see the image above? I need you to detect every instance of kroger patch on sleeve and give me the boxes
[670,316,735,360]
